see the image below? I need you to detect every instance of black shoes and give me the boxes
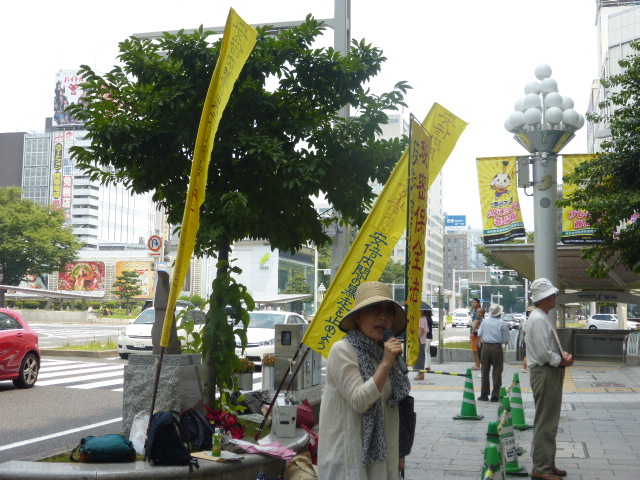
[490,397,499,402]
[477,396,489,401]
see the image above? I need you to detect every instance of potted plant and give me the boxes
[234,357,256,391]
[261,353,276,391]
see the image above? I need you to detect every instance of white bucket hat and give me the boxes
[530,277,559,303]
[489,303,503,317]
[339,281,408,334]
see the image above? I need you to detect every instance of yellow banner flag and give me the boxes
[406,118,431,366]
[161,9,258,347]
[476,156,525,244]
[302,103,467,357]
[561,154,602,245]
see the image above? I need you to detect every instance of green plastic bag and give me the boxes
[70,434,136,463]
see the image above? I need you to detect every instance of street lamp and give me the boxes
[504,65,584,320]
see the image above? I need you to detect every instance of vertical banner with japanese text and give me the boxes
[161,9,258,347]
[406,118,431,366]
[303,103,467,357]
[561,154,602,244]
[477,156,525,244]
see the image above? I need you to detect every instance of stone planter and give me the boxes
[236,372,254,391]
[261,365,275,391]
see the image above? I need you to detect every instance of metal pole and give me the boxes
[532,151,558,321]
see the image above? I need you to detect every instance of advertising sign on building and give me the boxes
[446,215,466,230]
[58,261,105,292]
[54,70,87,127]
[51,131,64,207]
[115,261,155,298]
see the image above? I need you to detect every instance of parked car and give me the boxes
[452,309,470,328]
[512,313,526,323]
[117,306,205,359]
[502,313,519,330]
[587,313,638,330]
[0,308,40,388]
[236,311,307,362]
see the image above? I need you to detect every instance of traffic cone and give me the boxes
[484,421,500,454]
[481,443,505,480]
[453,368,484,420]
[499,396,528,476]
[496,386,508,419]
[510,373,532,430]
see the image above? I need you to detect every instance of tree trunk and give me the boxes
[203,235,231,408]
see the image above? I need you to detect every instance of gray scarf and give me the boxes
[346,329,411,465]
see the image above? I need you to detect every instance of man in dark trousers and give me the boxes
[526,278,573,480]
[477,303,510,402]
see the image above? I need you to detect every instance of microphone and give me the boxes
[384,329,408,374]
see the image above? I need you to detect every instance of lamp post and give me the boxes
[504,65,584,321]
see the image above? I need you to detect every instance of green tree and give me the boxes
[283,273,312,294]
[560,41,640,276]
[0,187,81,305]
[67,17,409,407]
[113,270,143,314]
[379,259,405,284]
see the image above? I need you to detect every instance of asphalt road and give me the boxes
[0,356,125,463]
[31,323,124,349]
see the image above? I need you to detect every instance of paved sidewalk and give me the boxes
[405,360,640,480]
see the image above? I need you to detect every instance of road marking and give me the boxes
[71,378,124,389]
[37,369,124,386]
[38,364,124,379]
[0,418,122,452]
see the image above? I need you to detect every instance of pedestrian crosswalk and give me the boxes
[38,359,125,392]
[37,359,324,392]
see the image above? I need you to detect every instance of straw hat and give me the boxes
[339,281,408,334]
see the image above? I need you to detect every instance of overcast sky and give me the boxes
[1,0,598,230]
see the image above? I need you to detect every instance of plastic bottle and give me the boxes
[211,428,222,457]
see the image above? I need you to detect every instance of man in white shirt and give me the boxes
[477,303,510,402]
[526,278,574,480]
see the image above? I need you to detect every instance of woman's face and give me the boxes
[355,303,395,342]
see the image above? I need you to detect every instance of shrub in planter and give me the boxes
[234,357,256,374]
[262,353,275,367]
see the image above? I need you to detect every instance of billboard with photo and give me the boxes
[54,70,88,127]
[115,261,155,299]
[58,261,105,292]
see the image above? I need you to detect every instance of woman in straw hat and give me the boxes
[318,281,411,480]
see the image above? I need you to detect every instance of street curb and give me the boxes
[41,349,119,358]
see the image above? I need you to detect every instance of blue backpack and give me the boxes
[145,411,199,471]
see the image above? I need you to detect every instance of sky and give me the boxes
[0,0,599,230]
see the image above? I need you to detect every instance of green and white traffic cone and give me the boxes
[484,421,500,454]
[510,373,532,430]
[481,443,505,480]
[499,396,528,476]
[453,368,484,420]
[496,386,508,419]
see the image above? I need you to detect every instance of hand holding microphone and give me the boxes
[384,329,409,374]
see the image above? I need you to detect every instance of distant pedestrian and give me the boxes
[477,303,510,402]
[526,278,573,480]
[469,298,484,370]
[414,303,433,380]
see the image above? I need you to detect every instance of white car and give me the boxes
[452,309,470,328]
[236,311,307,362]
[587,313,638,330]
[117,306,205,359]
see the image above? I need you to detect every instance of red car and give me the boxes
[0,308,40,388]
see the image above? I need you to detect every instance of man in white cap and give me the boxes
[526,278,574,480]
[477,303,510,402]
